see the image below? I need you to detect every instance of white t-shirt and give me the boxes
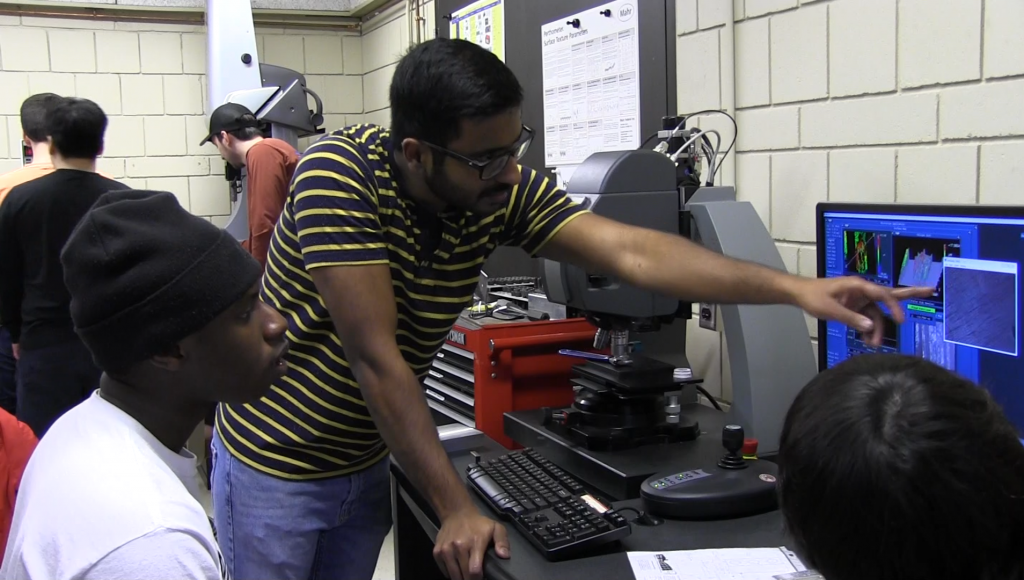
[0,392,228,580]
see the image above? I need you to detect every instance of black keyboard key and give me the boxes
[471,473,505,499]
[520,499,536,511]
[608,514,628,527]
[573,526,599,540]
[544,535,572,549]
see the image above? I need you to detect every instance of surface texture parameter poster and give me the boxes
[541,0,640,167]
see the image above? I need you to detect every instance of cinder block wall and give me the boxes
[677,0,1024,402]
[361,1,436,127]
[0,15,363,223]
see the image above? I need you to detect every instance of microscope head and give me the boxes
[541,150,684,332]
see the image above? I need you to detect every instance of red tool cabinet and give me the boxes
[423,316,598,449]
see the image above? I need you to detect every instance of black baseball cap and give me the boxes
[200,103,260,145]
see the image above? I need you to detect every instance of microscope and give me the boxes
[504,115,817,519]
[539,150,701,452]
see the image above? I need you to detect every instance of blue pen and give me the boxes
[558,349,611,362]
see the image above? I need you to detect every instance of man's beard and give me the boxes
[425,167,511,214]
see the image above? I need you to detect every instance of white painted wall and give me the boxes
[0,14,362,222]
[677,0,1024,402]
[361,0,436,127]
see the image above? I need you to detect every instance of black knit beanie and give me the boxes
[61,190,263,372]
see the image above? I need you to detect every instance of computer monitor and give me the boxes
[817,202,1024,433]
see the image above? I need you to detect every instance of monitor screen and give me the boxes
[817,203,1024,433]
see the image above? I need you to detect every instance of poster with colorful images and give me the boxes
[449,0,505,62]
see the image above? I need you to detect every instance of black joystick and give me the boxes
[640,422,780,519]
[717,424,747,470]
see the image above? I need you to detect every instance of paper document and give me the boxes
[627,547,811,580]
[540,0,641,167]
[449,0,505,61]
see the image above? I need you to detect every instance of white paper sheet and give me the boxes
[540,0,640,167]
[627,547,806,580]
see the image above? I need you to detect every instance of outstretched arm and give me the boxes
[540,212,931,346]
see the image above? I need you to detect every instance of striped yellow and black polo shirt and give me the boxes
[215,124,587,479]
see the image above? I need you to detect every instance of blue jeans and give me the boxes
[211,432,393,580]
[0,327,16,415]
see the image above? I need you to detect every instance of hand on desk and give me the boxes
[434,507,510,580]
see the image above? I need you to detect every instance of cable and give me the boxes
[700,141,713,183]
[695,385,724,411]
[670,129,721,164]
[699,132,721,185]
[677,110,737,183]
[639,132,659,149]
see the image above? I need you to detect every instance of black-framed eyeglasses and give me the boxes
[423,126,534,181]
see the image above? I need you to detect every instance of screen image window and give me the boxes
[820,207,1024,433]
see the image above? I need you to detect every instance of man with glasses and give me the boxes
[212,39,929,580]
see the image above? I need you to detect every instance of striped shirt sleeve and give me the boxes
[292,137,389,269]
[502,167,588,256]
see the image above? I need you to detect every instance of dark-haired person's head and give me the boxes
[47,97,107,161]
[778,354,1024,580]
[20,92,64,145]
[201,102,265,168]
[390,38,531,216]
[61,190,289,406]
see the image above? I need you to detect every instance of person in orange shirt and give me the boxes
[200,103,299,268]
[0,94,65,206]
[0,93,65,418]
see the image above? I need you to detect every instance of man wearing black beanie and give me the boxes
[0,190,290,580]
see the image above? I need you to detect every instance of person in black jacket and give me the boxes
[0,98,129,437]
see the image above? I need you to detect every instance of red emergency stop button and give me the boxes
[742,438,758,458]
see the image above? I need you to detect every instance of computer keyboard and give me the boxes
[466,448,631,561]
